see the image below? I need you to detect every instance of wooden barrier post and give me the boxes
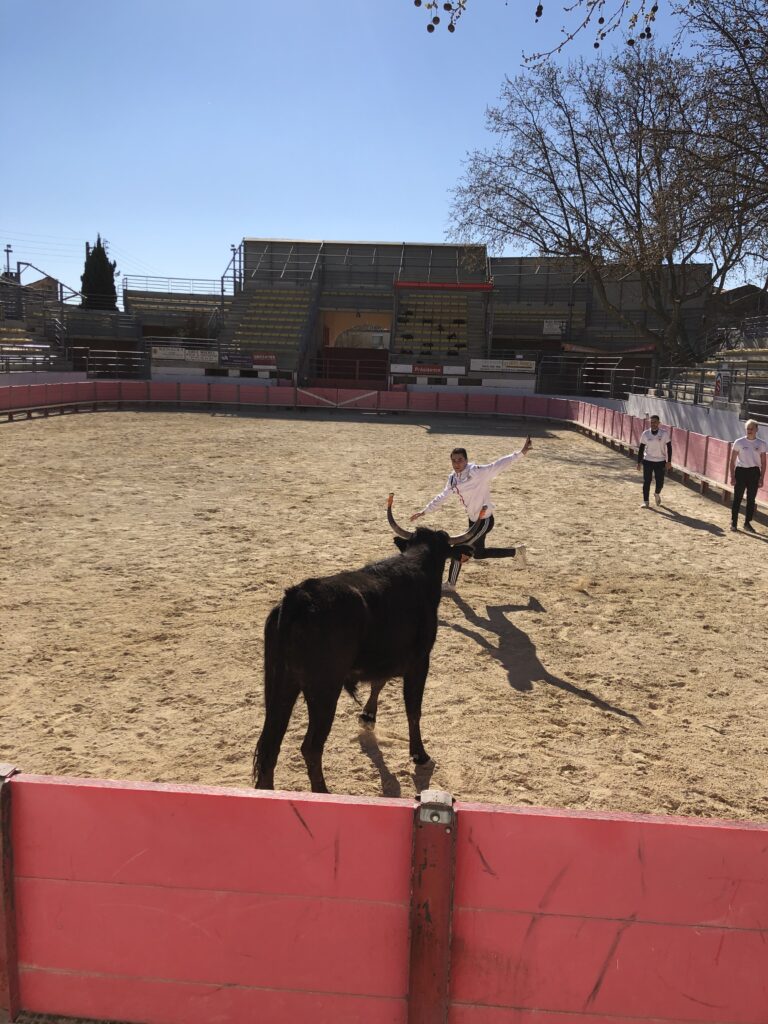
[0,765,19,1023]
[408,789,457,1024]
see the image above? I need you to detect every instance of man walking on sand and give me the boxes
[410,437,532,591]
[637,415,672,508]
[729,419,767,532]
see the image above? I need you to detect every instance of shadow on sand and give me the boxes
[357,726,437,798]
[440,593,641,725]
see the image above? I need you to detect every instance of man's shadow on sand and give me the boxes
[441,593,641,725]
[357,592,639,797]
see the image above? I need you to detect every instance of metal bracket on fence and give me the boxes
[408,790,457,1024]
[0,765,20,1022]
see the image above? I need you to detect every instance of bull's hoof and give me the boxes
[358,712,376,729]
[412,753,434,767]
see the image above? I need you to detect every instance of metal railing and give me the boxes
[123,276,234,296]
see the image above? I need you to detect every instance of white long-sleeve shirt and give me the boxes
[420,452,524,522]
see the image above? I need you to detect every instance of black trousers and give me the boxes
[642,460,666,501]
[447,515,520,584]
[732,466,760,525]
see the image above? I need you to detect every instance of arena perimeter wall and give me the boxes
[1,379,766,507]
[2,382,768,1021]
[1,770,767,1024]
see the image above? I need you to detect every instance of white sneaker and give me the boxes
[514,543,527,568]
[654,492,662,506]
[641,501,650,508]
[441,582,456,594]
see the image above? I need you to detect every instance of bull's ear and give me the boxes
[393,537,408,553]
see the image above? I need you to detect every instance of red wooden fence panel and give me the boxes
[95,381,120,403]
[685,432,709,478]
[338,389,380,410]
[495,395,525,416]
[11,776,412,1024]
[237,385,271,407]
[523,396,548,418]
[466,394,496,415]
[297,388,338,408]
[119,381,149,403]
[670,426,689,469]
[437,393,467,414]
[408,392,438,412]
[547,398,569,420]
[704,437,731,484]
[148,381,178,403]
[8,386,31,409]
[208,382,240,405]
[449,801,768,1023]
[178,382,210,405]
[378,392,409,411]
[74,381,97,403]
[25,384,47,408]
[267,386,297,406]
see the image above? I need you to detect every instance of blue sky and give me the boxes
[2,0,676,294]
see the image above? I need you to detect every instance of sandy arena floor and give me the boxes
[1,409,766,821]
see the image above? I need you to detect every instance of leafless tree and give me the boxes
[450,47,763,361]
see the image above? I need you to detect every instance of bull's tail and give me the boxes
[253,589,305,787]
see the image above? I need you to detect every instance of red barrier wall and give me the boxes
[10,775,412,1024]
[450,801,768,1023]
[705,437,731,485]
[3,775,767,1024]
[2,384,765,509]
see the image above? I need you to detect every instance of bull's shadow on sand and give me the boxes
[441,594,641,725]
[357,728,436,798]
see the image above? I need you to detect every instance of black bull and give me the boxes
[253,496,484,793]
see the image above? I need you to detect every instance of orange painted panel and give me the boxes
[451,908,768,1021]
[21,971,407,1024]
[17,877,409,998]
[453,803,768,928]
[11,777,413,903]
[705,437,731,484]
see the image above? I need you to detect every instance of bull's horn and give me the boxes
[448,514,487,546]
[387,493,414,540]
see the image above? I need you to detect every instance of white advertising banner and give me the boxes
[542,320,566,336]
[470,358,536,373]
[151,346,218,364]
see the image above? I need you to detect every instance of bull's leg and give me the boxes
[301,685,343,793]
[403,657,432,766]
[359,679,386,728]
[254,679,300,790]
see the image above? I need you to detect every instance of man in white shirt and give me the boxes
[410,437,532,590]
[636,415,672,508]
[729,419,767,533]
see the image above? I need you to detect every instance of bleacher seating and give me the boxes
[217,286,314,371]
[392,291,486,363]
[491,300,587,346]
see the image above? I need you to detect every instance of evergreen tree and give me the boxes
[81,235,118,310]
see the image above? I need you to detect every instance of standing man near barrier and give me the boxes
[729,420,767,533]
[637,415,672,508]
[409,438,532,591]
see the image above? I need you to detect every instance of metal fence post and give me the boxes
[0,765,20,1022]
[408,789,457,1024]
